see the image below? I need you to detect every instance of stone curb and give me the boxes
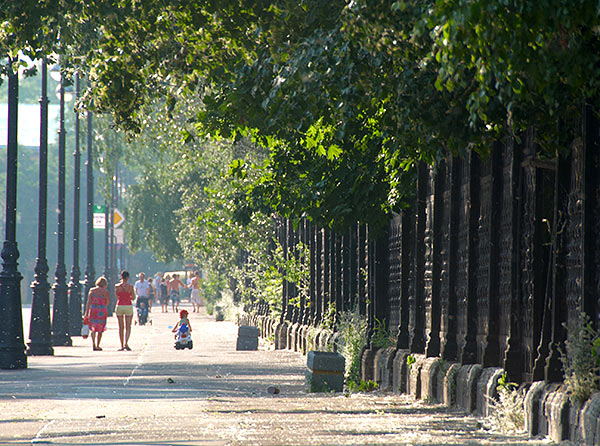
[392,349,410,394]
[476,367,504,417]
[407,354,426,400]
[580,392,600,445]
[545,387,569,443]
[455,364,483,413]
[243,310,600,444]
[374,347,397,391]
[524,381,546,436]
[420,357,441,403]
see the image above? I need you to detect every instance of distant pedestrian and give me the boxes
[160,276,169,313]
[84,276,110,351]
[115,270,136,351]
[189,271,203,313]
[168,273,185,313]
[134,272,152,313]
[153,273,162,305]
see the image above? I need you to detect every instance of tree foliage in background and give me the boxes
[2,0,600,279]
[119,92,279,305]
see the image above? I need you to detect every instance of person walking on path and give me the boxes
[168,273,185,313]
[115,270,136,351]
[134,272,152,311]
[189,271,203,313]
[159,276,169,313]
[83,276,110,351]
[152,273,162,306]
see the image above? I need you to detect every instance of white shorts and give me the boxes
[191,289,202,305]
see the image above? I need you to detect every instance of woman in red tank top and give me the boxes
[115,270,135,351]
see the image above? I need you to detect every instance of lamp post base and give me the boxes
[26,342,54,356]
[0,349,27,370]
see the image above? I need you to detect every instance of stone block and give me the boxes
[476,367,504,417]
[524,381,546,436]
[318,329,334,351]
[288,323,299,351]
[538,383,560,438]
[420,358,441,403]
[361,348,377,382]
[307,350,345,371]
[298,325,307,354]
[545,388,570,443]
[236,337,258,351]
[392,349,410,394]
[238,325,259,338]
[236,325,259,351]
[274,321,287,350]
[570,399,585,444]
[580,392,600,445]
[375,347,397,391]
[442,363,461,407]
[306,351,345,393]
[408,354,426,400]
[455,364,482,413]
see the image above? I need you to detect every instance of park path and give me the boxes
[1,304,555,445]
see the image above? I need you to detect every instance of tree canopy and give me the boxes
[2,0,600,232]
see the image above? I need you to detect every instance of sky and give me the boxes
[0,103,60,149]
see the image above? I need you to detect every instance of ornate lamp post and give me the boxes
[104,197,115,314]
[50,63,73,346]
[83,78,95,302]
[68,73,82,336]
[28,58,54,356]
[0,58,27,369]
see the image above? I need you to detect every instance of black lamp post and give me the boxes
[51,63,72,346]
[110,164,117,282]
[0,59,27,369]
[28,58,54,356]
[68,73,82,336]
[104,198,114,314]
[83,78,95,302]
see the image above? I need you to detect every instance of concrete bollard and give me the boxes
[236,325,259,351]
[306,350,345,393]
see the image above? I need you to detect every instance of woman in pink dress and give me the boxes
[84,276,110,351]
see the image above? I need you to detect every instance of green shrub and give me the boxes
[346,379,378,393]
[335,307,368,389]
[486,373,525,433]
[371,318,395,349]
[560,312,600,404]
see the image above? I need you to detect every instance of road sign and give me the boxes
[113,208,125,228]
[114,227,124,244]
[93,205,106,229]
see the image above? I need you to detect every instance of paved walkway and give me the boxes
[1,304,555,445]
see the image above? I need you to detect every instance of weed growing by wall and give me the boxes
[560,312,600,404]
[485,373,525,433]
[370,318,395,349]
[335,307,368,388]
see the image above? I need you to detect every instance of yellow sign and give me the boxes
[113,208,125,228]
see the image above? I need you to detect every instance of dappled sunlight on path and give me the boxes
[1,305,553,445]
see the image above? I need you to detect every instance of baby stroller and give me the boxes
[136,297,151,326]
[174,322,193,349]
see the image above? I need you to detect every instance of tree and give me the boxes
[3,1,600,233]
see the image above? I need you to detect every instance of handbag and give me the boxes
[81,317,90,339]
